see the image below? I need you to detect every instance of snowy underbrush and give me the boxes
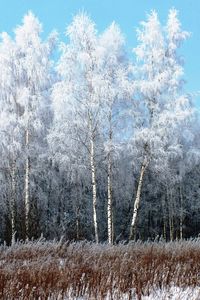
[142,286,200,299]
[49,286,200,299]
[0,239,200,299]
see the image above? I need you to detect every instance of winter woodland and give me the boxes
[0,9,199,244]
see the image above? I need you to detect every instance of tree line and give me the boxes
[0,9,199,244]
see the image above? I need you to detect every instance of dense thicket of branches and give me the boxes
[0,9,199,244]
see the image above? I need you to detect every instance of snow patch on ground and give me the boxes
[143,286,200,300]
[48,286,200,299]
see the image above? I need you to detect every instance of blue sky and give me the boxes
[0,0,199,100]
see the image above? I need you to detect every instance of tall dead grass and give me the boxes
[0,239,200,299]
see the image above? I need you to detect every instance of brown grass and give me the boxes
[0,239,200,299]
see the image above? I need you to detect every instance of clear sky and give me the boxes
[0,0,199,100]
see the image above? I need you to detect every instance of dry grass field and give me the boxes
[0,239,200,299]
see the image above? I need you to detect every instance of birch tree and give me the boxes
[129,9,192,240]
[0,32,21,240]
[8,12,55,238]
[99,23,131,243]
[49,13,105,243]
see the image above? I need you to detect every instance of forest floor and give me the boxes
[0,239,200,299]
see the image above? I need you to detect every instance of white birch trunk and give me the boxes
[76,206,80,240]
[170,189,174,241]
[180,184,183,240]
[90,134,99,243]
[107,152,113,244]
[129,157,148,240]
[107,111,113,244]
[24,129,30,238]
[10,160,16,238]
[75,171,80,240]
[161,195,167,241]
[167,186,174,242]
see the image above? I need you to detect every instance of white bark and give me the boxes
[75,171,80,240]
[24,129,30,238]
[90,134,99,243]
[180,184,183,240]
[170,189,174,241]
[167,186,174,242]
[76,206,80,240]
[129,157,148,240]
[10,160,16,238]
[107,152,113,244]
[107,112,113,244]
[161,195,167,241]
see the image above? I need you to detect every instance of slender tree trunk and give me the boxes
[107,112,114,244]
[169,218,173,241]
[112,210,114,243]
[10,160,16,239]
[76,206,80,240]
[75,171,80,240]
[170,189,174,241]
[129,157,148,240]
[46,165,52,238]
[90,134,99,243]
[24,129,30,238]
[167,187,174,241]
[107,151,113,244]
[161,195,167,241]
[179,184,183,240]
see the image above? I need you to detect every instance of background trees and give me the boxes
[128,9,193,240]
[0,12,56,242]
[0,9,199,244]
